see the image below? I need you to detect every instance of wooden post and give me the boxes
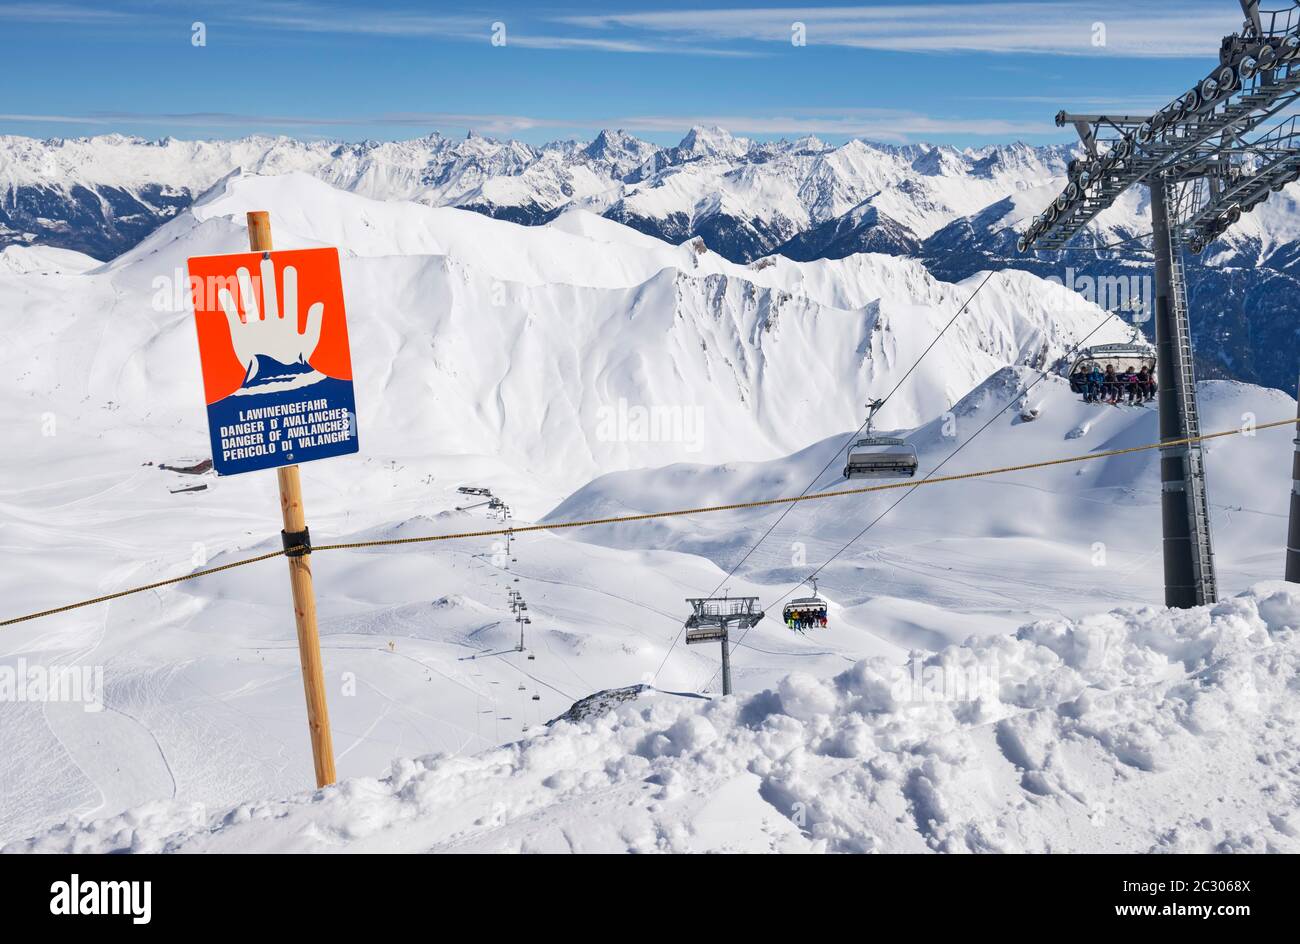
[246,210,337,788]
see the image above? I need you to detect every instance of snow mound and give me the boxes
[0,244,99,275]
[11,585,1299,854]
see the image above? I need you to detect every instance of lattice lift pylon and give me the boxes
[684,596,764,696]
[1019,0,1300,606]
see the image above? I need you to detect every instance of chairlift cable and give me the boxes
[4,399,1293,630]
[659,266,1002,686]
[699,308,1127,693]
[704,267,999,599]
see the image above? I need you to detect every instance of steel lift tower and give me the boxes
[1290,373,1300,582]
[684,597,764,696]
[1018,1,1300,606]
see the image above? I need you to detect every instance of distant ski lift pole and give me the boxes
[844,398,918,480]
[517,612,531,652]
[1288,368,1300,583]
[683,596,764,696]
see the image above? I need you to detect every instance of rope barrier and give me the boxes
[3,416,1295,629]
[1,551,288,627]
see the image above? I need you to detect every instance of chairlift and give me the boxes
[531,693,540,701]
[1067,340,1156,394]
[782,578,829,630]
[843,399,918,479]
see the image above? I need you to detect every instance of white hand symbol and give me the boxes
[217,257,325,372]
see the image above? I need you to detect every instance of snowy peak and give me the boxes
[578,129,660,181]
[910,145,969,178]
[0,127,1292,392]
[0,128,1068,264]
[675,125,752,161]
[583,128,653,161]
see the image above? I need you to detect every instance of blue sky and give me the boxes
[0,1,1251,147]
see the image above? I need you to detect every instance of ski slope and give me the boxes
[10,583,1300,854]
[1,171,1296,851]
[547,370,1298,645]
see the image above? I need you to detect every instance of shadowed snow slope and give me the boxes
[1,170,1294,852]
[545,370,1298,639]
[3,170,1131,511]
[10,584,1299,854]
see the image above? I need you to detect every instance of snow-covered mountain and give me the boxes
[0,128,1069,261]
[4,127,1295,394]
[3,170,1132,509]
[2,164,1297,853]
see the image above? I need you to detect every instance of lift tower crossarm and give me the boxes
[683,596,764,697]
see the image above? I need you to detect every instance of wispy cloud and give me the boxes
[2,1,1240,59]
[558,3,1242,58]
[232,6,483,38]
[0,110,547,136]
[610,110,1054,141]
[0,2,137,23]
[960,94,1176,110]
[217,1,756,56]
[0,107,1060,142]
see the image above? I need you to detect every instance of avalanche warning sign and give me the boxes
[187,247,359,476]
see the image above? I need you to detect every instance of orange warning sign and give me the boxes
[186,247,359,475]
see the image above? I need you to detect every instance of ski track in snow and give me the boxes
[10,584,1300,854]
[1,171,1297,851]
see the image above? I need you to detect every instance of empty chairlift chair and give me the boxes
[843,399,918,480]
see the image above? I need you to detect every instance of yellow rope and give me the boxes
[3,416,1295,628]
[0,552,288,627]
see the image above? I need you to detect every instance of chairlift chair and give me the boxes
[782,578,829,629]
[843,399,918,479]
[1067,340,1157,393]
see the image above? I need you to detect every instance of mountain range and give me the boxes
[2,141,1297,852]
[1,127,1296,391]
